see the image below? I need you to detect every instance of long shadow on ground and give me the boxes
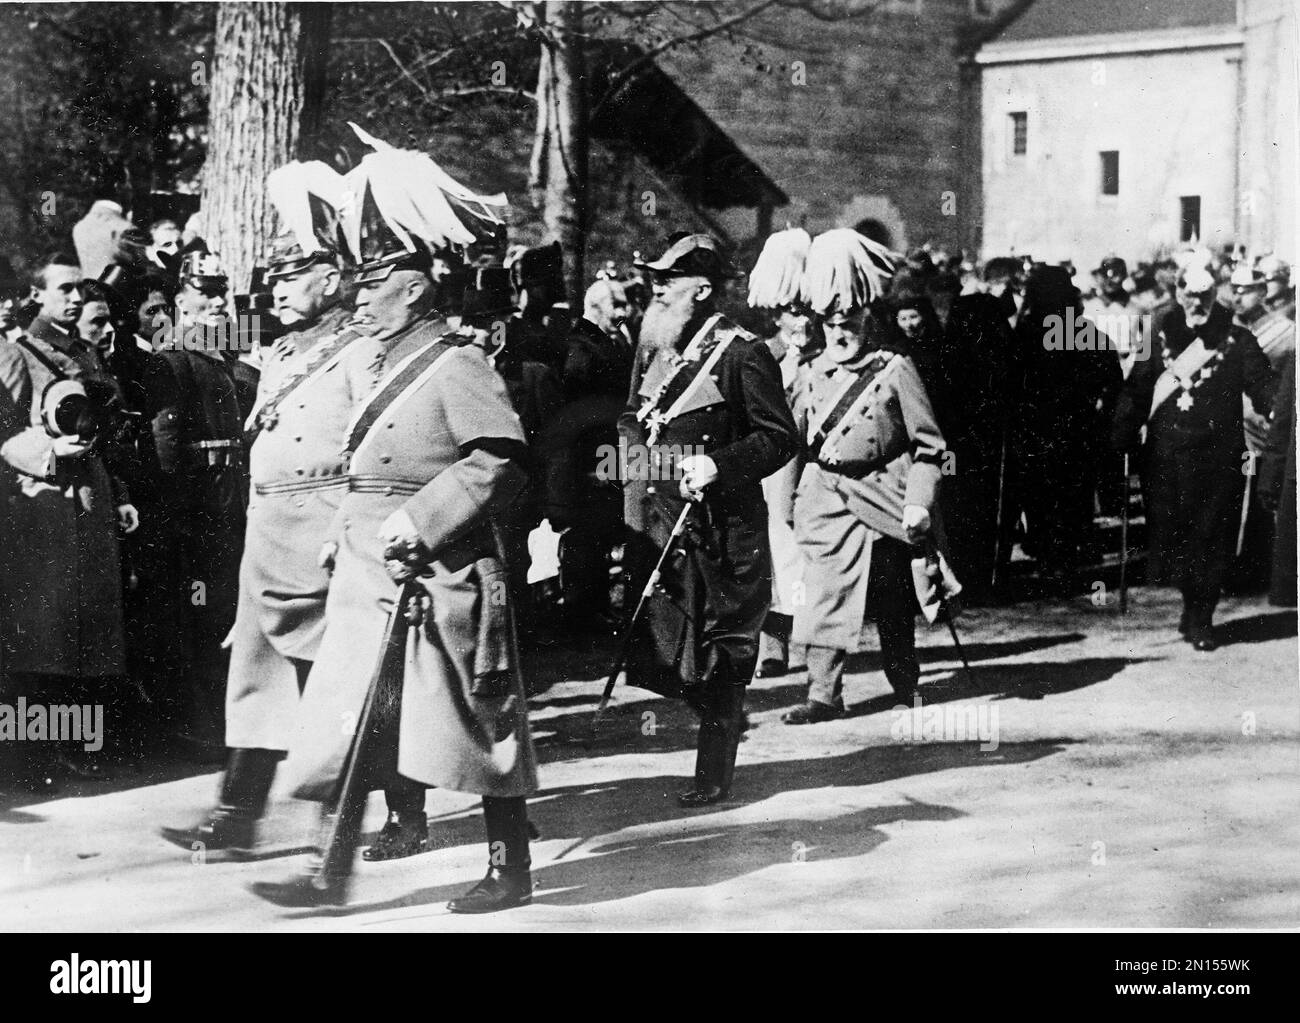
[285,738,1071,919]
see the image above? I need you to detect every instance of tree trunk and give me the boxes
[200,1,332,293]
[535,0,588,305]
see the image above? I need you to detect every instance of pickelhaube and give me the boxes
[179,252,228,290]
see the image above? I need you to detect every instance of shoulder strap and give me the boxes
[343,338,456,458]
[809,353,897,458]
[16,336,69,380]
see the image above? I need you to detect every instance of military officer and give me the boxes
[161,166,384,856]
[746,227,816,678]
[619,233,799,807]
[143,252,248,752]
[1112,266,1275,650]
[254,143,535,913]
[783,230,955,724]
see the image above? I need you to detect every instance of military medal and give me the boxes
[1176,391,1194,412]
[1162,341,1226,413]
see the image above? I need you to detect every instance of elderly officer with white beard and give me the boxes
[253,145,535,913]
[619,234,799,807]
[161,163,383,857]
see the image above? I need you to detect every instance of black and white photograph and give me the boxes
[0,0,1295,955]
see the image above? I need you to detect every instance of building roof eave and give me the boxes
[976,25,1244,65]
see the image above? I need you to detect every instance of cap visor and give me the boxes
[354,263,398,285]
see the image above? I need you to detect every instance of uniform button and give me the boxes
[380,455,391,464]
[386,423,394,429]
[294,499,305,508]
[647,485,657,495]
[296,468,305,475]
[298,403,305,409]
[294,436,302,442]
[383,486,394,496]
[702,434,711,442]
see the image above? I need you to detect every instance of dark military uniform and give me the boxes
[146,334,247,738]
[1113,302,1275,644]
[620,312,798,800]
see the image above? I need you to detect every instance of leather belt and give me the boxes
[347,474,424,496]
[253,477,347,497]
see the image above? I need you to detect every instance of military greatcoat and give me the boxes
[618,313,799,697]
[224,306,383,751]
[282,318,536,801]
[790,345,949,653]
[1112,302,1275,598]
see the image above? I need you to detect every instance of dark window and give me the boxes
[1180,196,1202,242]
[1009,112,1027,155]
[1100,151,1119,195]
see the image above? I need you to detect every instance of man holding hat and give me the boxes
[162,163,385,856]
[0,253,138,787]
[255,140,536,912]
[619,232,799,807]
[1112,266,1275,650]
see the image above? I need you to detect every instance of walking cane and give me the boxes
[1119,453,1130,614]
[925,540,976,688]
[586,501,694,745]
[317,580,416,882]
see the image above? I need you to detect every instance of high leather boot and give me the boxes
[447,796,533,914]
[678,684,746,807]
[249,797,360,908]
[160,747,280,858]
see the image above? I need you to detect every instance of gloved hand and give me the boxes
[678,454,718,502]
[902,504,931,545]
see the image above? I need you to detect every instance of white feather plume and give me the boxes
[801,228,896,315]
[266,160,346,255]
[340,147,509,261]
[747,227,811,309]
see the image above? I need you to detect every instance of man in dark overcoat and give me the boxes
[619,234,799,807]
[1113,267,1276,649]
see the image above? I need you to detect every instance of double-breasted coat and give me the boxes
[282,317,536,801]
[145,338,248,689]
[618,313,799,697]
[1112,302,1275,598]
[790,345,949,653]
[224,306,383,751]
[0,317,127,677]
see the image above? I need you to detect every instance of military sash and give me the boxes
[808,352,898,463]
[1149,338,1217,420]
[635,315,734,444]
[343,337,457,463]
[245,326,368,440]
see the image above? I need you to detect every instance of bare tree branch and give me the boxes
[590,0,784,119]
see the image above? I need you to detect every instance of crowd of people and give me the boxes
[0,128,1294,913]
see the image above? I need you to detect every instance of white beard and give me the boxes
[640,297,696,354]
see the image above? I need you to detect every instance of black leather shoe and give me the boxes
[677,784,731,807]
[361,814,429,861]
[756,658,788,679]
[781,700,842,725]
[250,871,349,908]
[446,868,532,914]
[159,812,256,858]
[1191,633,1217,652]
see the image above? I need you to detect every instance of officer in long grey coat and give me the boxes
[783,231,956,724]
[254,141,536,914]
[161,176,383,856]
